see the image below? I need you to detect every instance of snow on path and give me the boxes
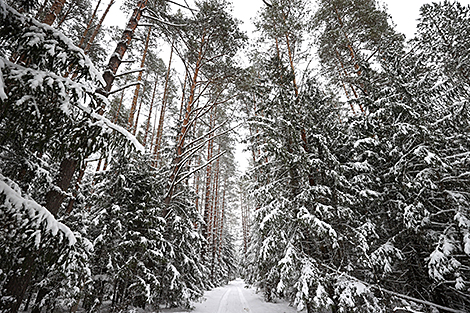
[163,279,297,313]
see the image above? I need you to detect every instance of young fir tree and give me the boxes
[81,147,206,311]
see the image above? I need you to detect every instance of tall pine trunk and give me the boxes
[83,0,114,53]
[78,0,101,48]
[99,0,149,95]
[128,25,152,132]
[202,107,215,255]
[154,42,174,164]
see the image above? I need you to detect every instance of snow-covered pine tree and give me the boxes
[245,3,383,307]
[0,0,133,311]
[384,2,470,309]
[314,0,404,113]
[315,0,470,311]
[82,148,205,311]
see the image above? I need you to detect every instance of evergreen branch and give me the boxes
[317,261,466,313]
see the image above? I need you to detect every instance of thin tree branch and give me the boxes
[107,82,142,95]
[115,67,145,78]
[142,14,187,27]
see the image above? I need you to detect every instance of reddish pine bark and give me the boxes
[202,108,215,255]
[100,0,149,95]
[128,25,152,132]
[83,0,115,53]
[78,0,101,48]
[154,43,174,163]
[42,0,66,26]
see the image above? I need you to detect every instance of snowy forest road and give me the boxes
[163,279,297,313]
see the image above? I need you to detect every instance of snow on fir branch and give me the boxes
[0,2,104,86]
[0,174,77,246]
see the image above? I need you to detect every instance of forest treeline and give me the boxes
[0,0,469,313]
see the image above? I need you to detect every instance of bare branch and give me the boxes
[115,67,145,78]
[175,150,227,186]
[142,14,187,27]
[108,82,142,95]
[164,0,196,11]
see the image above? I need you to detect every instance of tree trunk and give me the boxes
[132,77,147,135]
[202,108,215,257]
[65,165,86,214]
[31,287,49,313]
[194,154,202,214]
[128,25,152,132]
[0,250,36,313]
[154,42,174,163]
[217,178,226,264]
[143,80,158,147]
[210,146,220,281]
[45,158,77,217]
[42,0,66,26]
[149,97,159,154]
[241,192,249,255]
[56,4,73,28]
[99,0,149,95]
[83,0,114,53]
[78,0,101,48]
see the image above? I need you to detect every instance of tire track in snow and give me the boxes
[216,288,231,313]
[237,287,251,312]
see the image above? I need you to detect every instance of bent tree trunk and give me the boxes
[99,0,149,96]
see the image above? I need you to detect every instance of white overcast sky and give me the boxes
[230,0,470,39]
[106,0,470,40]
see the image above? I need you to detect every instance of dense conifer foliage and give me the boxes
[243,1,470,313]
[0,0,241,311]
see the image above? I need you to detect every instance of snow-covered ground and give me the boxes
[162,279,298,313]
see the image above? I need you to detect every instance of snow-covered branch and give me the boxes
[142,14,187,27]
[107,81,142,95]
[0,174,77,246]
[115,67,145,78]
[174,150,227,186]
[75,103,145,153]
